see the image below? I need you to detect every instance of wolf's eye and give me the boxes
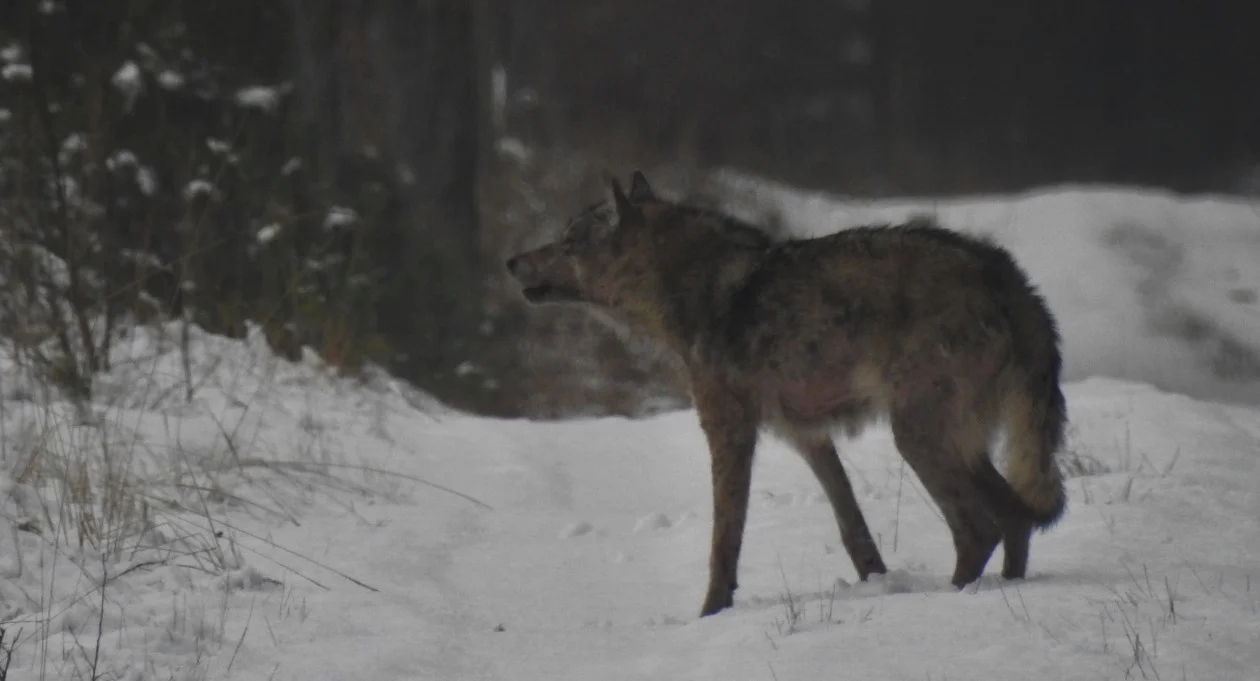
[565,215,614,244]
[562,222,590,244]
[559,200,618,250]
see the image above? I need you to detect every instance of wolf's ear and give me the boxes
[610,177,642,224]
[628,170,655,201]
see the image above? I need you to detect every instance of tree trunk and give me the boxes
[294,0,493,410]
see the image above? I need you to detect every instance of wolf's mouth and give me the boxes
[521,283,580,304]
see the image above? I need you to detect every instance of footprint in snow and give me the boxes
[836,569,952,598]
[644,614,686,627]
[558,520,596,539]
[743,569,952,611]
[632,512,673,533]
[754,490,827,508]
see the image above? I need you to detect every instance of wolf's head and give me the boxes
[506,170,663,309]
[507,170,772,347]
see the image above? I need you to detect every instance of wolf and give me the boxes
[506,171,1067,617]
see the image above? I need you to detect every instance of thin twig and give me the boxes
[234,458,494,511]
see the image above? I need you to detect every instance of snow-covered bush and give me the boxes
[0,2,388,401]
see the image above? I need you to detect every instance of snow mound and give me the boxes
[0,320,446,680]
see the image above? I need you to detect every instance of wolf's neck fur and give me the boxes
[645,210,772,360]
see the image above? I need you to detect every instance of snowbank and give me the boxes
[0,322,443,679]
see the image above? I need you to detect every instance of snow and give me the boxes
[107,149,139,170]
[111,61,144,109]
[183,179,218,201]
[323,206,358,230]
[234,86,284,113]
[59,132,87,164]
[207,138,239,165]
[136,166,159,196]
[496,136,533,165]
[2,63,32,82]
[256,223,282,245]
[3,181,1260,680]
[105,150,159,195]
[158,70,185,90]
[111,61,142,94]
[206,138,232,155]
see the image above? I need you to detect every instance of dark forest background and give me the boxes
[2,0,1258,417]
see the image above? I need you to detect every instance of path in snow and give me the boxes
[221,377,1260,681]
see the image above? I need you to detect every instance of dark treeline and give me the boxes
[511,0,1260,194]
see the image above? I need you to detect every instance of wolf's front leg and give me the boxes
[700,443,755,616]
[691,373,759,617]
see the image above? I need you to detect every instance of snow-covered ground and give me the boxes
[2,182,1259,680]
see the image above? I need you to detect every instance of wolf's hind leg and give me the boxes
[788,432,887,580]
[970,457,1034,579]
[1000,516,1033,580]
[889,407,1003,588]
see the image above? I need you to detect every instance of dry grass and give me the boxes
[0,319,436,679]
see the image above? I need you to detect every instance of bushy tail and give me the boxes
[1003,369,1068,528]
[982,243,1068,529]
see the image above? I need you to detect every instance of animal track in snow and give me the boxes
[753,489,828,508]
[839,569,952,597]
[632,512,673,533]
[558,520,596,539]
[644,614,686,627]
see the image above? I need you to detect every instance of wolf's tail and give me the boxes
[1001,362,1068,528]
[993,259,1068,529]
